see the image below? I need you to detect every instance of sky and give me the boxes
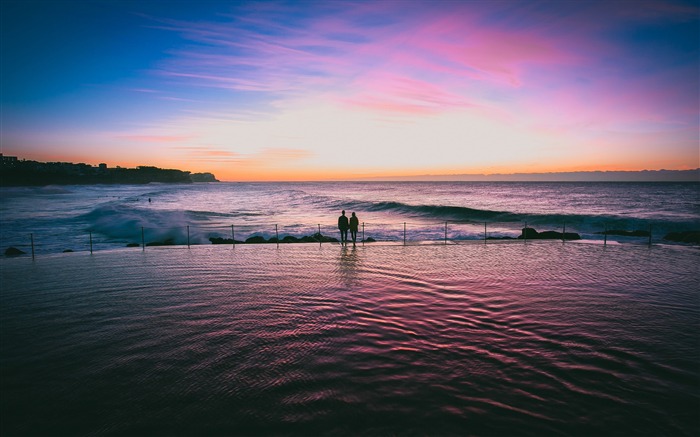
[1,0,698,181]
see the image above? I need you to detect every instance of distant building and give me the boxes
[1,154,18,164]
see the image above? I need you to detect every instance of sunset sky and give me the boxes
[2,0,698,181]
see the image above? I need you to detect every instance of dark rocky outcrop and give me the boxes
[663,231,700,244]
[210,233,341,245]
[245,236,267,244]
[190,172,219,182]
[5,247,26,256]
[518,227,581,240]
[314,233,339,243]
[209,237,244,245]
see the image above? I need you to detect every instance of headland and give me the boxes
[0,154,218,186]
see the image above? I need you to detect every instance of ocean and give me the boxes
[1,182,699,436]
[1,181,699,253]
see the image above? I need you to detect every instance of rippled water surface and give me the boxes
[1,242,698,436]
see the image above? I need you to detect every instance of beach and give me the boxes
[2,242,698,435]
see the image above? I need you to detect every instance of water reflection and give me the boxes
[338,245,360,288]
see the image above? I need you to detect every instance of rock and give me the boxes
[190,172,219,182]
[518,228,581,240]
[663,231,700,244]
[307,232,338,243]
[245,235,267,244]
[63,249,74,253]
[5,247,26,256]
[209,237,243,244]
[520,227,539,239]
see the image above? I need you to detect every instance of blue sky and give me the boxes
[2,0,698,180]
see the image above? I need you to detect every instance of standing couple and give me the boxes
[337,210,359,246]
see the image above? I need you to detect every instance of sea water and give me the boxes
[1,243,698,435]
[1,182,699,253]
[1,182,699,435]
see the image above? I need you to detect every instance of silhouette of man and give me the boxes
[349,212,359,246]
[338,210,349,245]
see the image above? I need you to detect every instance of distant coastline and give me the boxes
[355,169,700,182]
[0,155,218,186]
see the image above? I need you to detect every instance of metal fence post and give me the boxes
[362,222,365,246]
[445,222,448,245]
[318,224,321,247]
[484,222,487,243]
[275,224,279,248]
[231,224,235,247]
[562,223,566,243]
[604,222,608,246]
[524,222,527,243]
[89,231,93,254]
[30,233,35,260]
[403,222,406,246]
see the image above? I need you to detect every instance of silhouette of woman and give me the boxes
[349,212,359,246]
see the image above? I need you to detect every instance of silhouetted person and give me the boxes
[338,210,349,245]
[349,212,359,246]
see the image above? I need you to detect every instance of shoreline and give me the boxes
[3,237,699,263]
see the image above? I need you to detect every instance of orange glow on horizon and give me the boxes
[4,149,697,182]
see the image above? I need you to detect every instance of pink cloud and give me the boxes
[118,135,192,143]
[147,0,697,132]
[342,73,477,114]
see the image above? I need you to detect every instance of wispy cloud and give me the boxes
[118,134,193,143]
[173,145,312,164]
[147,0,697,130]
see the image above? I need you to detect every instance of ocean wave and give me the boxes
[80,203,193,244]
[75,195,700,247]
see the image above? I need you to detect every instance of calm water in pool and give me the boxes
[1,242,698,435]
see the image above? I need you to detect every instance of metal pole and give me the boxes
[362,222,365,246]
[275,224,279,248]
[187,225,190,248]
[604,222,608,246]
[141,226,145,251]
[30,233,35,260]
[403,222,406,246]
[524,222,527,243]
[232,224,235,247]
[318,224,321,247]
[89,231,93,254]
[562,223,566,243]
[484,222,487,243]
[445,222,448,245]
